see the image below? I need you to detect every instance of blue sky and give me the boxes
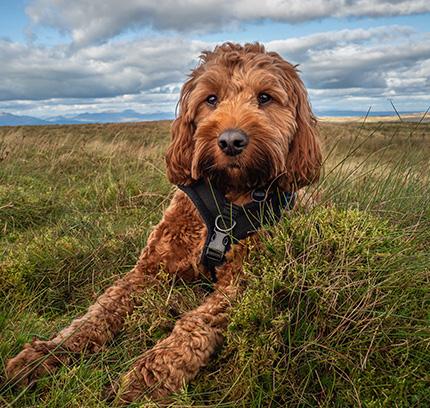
[0,1,429,118]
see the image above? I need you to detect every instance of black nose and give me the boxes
[218,129,249,156]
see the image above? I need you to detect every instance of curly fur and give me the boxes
[6,42,321,404]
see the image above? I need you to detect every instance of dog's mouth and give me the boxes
[192,131,284,193]
[201,159,274,194]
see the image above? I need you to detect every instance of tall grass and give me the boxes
[0,120,429,407]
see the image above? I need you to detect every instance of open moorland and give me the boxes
[0,119,429,407]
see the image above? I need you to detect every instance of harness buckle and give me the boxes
[205,215,236,264]
[205,230,230,263]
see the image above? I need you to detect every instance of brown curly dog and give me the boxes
[6,42,321,404]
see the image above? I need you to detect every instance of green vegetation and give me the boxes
[0,120,429,407]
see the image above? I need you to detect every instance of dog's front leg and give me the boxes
[5,242,161,388]
[112,263,241,404]
[5,191,205,388]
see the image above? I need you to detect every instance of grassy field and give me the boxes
[0,120,429,407]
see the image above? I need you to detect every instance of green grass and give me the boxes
[0,120,429,407]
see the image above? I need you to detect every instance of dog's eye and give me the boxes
[258,93,272,105]
[206,95,218,106]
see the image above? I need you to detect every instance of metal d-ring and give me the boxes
[214,215,236,232]
[251,189,268,202]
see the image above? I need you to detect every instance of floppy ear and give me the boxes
[279,72,322,191]
[165,78,196,186]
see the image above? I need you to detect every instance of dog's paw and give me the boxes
[102,379,138,407]
[106,370,154,406]
[5,340,65,388]
[109,355,174,405]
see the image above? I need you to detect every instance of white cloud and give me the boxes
[267,26,415,61]
[0,37,203,101]
[0,91,180,118]
[26,0,430,46]
[1,25,429,116]
[266,27,430,110]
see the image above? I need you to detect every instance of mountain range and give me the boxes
[0,109,174,126]
[0,109,423,126]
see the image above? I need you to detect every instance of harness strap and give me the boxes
[178,180,296,282]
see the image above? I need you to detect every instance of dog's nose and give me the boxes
[218,129,249,156]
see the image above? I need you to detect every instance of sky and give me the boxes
[0,0,429,118]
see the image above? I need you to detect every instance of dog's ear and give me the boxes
[165,78,196,185]
[279,69,322,191]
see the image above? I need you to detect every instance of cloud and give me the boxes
[267,25,415,61]
[266,27,430,109]
[1,25,429,115]
[0,92,181,118]
[26,0,430,46]
[0,37,203,101]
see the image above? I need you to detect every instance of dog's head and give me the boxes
[166,42,321,194]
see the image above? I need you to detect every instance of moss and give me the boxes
[192,208,429,406]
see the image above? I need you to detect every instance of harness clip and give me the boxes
[205,215,236,264]
[205,230,230,263]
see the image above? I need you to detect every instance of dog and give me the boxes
[6,42,321,404]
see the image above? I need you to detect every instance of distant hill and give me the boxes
[315,110,421,117]
[47,109,175,124]
[1,109,426,127]
[0,112,50,126]
[0,109,174,126]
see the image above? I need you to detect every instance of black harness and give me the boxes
[178,179,296,282]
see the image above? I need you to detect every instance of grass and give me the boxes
[0,120,429,407]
